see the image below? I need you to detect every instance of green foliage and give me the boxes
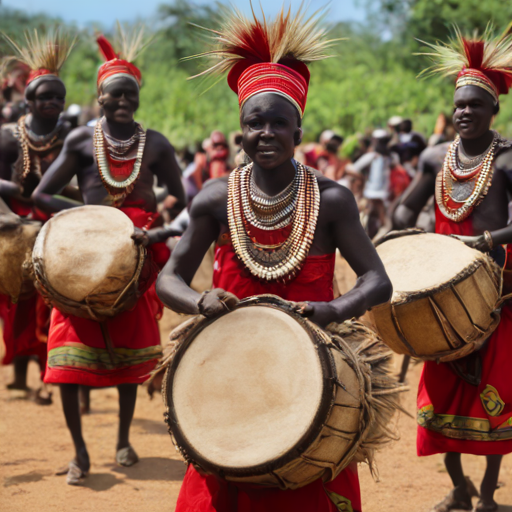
[2,1,512,148]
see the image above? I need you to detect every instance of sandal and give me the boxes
[66,460,87,486]
[116,445,139,467]
[430,490,472,512]
[473,501,498,512]
[34,387,53,406]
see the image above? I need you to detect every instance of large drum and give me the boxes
[369,231,502,362]
[162,295,403,489]
[0,212,41,301]
[32,205,146,321]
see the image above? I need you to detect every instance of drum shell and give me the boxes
[163,297,365,489]
[0,214,40,301]
[369,257,501,362]
[31,206,146,322]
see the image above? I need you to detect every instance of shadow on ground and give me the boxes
[131,417,168,435]
[111,457,186,481]
[81,472,125,492]
[4,469,52,486]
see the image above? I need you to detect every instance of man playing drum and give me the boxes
[0,29,75,402]
[394,27,512,512]
[32,29,186,484]
[156,6,392,512]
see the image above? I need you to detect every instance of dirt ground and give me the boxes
[2,256,512,512]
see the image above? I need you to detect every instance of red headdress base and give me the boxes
[96,35,142,90]
[26,68,58,86]
[232,62,309,117]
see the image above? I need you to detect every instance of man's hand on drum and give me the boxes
[197,289,240,318]
[452,234,492,253]
[292,301,336,328]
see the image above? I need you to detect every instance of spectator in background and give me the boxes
[428,112,456,146]
[387,115,402,148]
[184,130,231,201]
[352,129,410,238]
[392,119,427,177]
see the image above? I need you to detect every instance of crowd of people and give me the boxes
[2,6,512,512]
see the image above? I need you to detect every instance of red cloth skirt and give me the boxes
[44,284,162,387]
[1,293,49,377]
[177,463,361,512]
[417,303,512,456]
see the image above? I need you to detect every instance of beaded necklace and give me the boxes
[227,161,320,282]
[93,117,146,207]
[436,133,498,222]
[15,115,63,182]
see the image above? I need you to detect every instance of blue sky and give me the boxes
[4,0,366,28]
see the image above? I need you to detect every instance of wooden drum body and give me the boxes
[32,205,145,321]
[369,232,501,362]
[163,296,370,490]
[0,213,41,301]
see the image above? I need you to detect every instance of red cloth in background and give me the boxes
[176,224,362,512]
[417,204,512,456]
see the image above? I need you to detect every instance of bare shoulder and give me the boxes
[146,128,174,152]
[65,125,93,149]
[316,174,358,219]
[418,142,449,174]
[189,177,228,218]
[495,143,512,171]
[0,124,18,153]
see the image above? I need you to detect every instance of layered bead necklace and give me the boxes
[93,117,146,207]
[15,114,64,182]
[436,132,498,223]
[227,161,320,282]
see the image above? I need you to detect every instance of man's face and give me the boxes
[29,80,66,120]
[453,85,496,140]
[240,93,300,170]
[98,76,139,124]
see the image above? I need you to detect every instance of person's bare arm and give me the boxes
[156,181,222,314]
[149,130,186,215]
[32,128,86,213]
[305,185,392,327]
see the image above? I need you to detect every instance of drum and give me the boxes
[0,212,41,301]
[32,205,146,321]
[369,231,502,362]
[161,295,403,489]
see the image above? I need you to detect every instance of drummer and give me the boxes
[394,28,512,512]
[0,29,76,403]
[32,30,186,484]
[156,6,392,512]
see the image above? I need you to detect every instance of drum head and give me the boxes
[36,205,137,302]
[171,305,325,470]
[377,233,479,301]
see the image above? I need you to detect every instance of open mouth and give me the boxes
[257,147,278,155]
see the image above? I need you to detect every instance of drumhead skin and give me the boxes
[35,205,138,302]
[171,306,324,469]
[377,233,478,301]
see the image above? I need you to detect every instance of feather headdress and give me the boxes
[418,24,512,103]
[187,2,339,117]
[1,27,76,88]
[97,22,152,90]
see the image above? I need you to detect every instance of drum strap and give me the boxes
[100,321,117,365]
[448,352,482,387]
